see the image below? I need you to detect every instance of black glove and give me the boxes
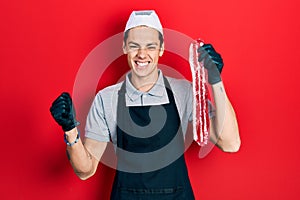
[198,44,224,84]
[50,92,80,132]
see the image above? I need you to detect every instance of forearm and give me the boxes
[50,92,102,179]
[210,82,241,152]
[65,128,95,179]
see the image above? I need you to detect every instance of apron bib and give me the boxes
[110,77,195,200]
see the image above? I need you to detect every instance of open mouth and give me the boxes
[135,61,150,67]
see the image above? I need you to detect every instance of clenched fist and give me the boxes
[50,92,80,132]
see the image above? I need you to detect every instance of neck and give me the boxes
[130,71,159,92]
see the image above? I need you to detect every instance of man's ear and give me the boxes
[159,43,164,57]
[122,41,127,54]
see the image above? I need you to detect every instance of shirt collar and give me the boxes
[126,70,166,102]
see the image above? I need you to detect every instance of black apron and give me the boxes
[110,77,195,200]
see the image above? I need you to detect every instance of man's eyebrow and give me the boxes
[127,41,159,46]
[146,42,159,46]
[128,41,140,46]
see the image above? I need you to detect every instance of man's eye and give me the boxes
[147,46,157,50]
[129,46,139,49]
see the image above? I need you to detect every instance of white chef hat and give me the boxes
[124,10,163,36]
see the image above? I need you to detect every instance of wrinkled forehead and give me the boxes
[126,26,161,44]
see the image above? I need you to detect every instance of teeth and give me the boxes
[137,62,148,67]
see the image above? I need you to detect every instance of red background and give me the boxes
[1,0,300,199]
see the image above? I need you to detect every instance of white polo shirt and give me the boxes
[85,70,214,145]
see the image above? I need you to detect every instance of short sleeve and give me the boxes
[187,84,193,122]
[85,93,111,142]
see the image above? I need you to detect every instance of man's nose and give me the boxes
[137,48,147,58]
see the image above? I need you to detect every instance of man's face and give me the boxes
[123,26,164,80]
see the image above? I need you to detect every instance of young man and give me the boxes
[50,10,240,199]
